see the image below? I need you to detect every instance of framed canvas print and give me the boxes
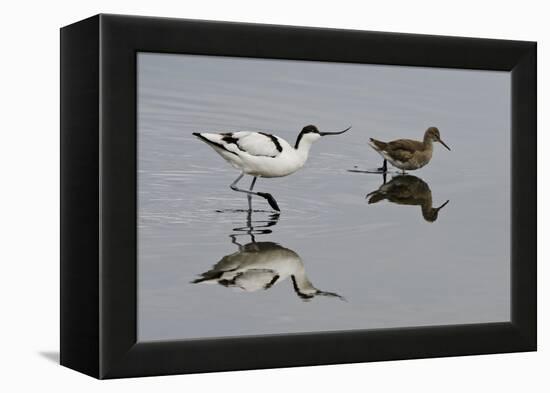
[60,14,536,379]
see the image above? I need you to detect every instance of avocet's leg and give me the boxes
[230,173,280,212]
[247,176,257,210]
[377,159,387,173]
[245,205,256,243]
[230,234,243,249]
[230,172,245,189]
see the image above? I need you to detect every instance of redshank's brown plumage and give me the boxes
[367,175,450,222]
[369,127,450,173]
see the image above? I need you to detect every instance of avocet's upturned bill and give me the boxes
[193,125,351,211]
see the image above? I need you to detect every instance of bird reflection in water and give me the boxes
[366,175,450,222]
[192,209,344,301]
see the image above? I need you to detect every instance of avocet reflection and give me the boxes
[192,211,344,301]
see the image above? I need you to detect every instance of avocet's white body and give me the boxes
[193,131,319,178]
[192,125,351,211]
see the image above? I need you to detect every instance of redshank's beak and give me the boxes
[438,138,451,151]
[436,200,450,212]
[319,126,351,136]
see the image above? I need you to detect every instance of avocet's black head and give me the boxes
[294,125,351,148]
[302,125,319,134]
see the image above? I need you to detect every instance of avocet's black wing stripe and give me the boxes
[233,131,282,158]
[259,132,283,153]
[194,131,283,158]
[193,132,238,156]
[221,134,249,154]
[221,134,239,144]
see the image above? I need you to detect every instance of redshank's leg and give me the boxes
[378,159,387,173]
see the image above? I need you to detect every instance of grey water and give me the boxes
[137,53,511,342]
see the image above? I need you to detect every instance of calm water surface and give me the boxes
[137,53,510,341]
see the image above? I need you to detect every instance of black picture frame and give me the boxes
[60,14,536,379]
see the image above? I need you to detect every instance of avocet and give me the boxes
[193,125,351,211]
